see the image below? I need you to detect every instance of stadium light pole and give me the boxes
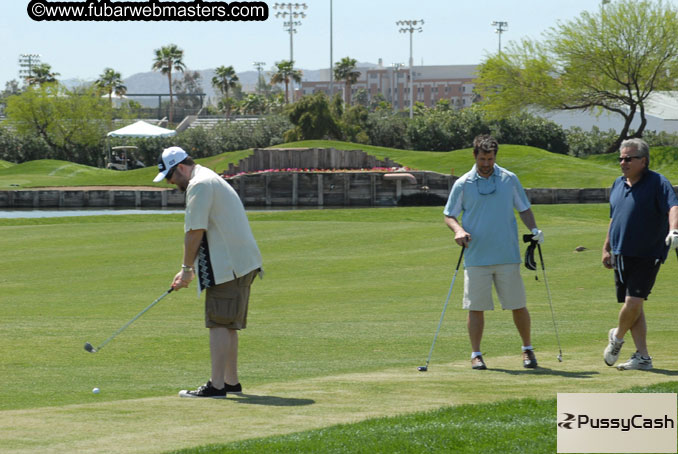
[391,62,403,113]
[274,2,308,100]
[18,53,41,83]
[396,19,424,119]
[253,61,266,93]
[491,21,508,54]
[329,0,334,98]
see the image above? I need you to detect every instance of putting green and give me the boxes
[1,206,677,453]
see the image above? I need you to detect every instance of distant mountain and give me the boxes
[61,61,381,106]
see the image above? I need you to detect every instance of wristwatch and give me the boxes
[181,264,194,272]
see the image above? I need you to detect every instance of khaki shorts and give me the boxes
[205,269,259,329]
[463,263,526,311]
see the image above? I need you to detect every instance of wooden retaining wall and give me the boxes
[225,148,401,176]
[226,171,453,207]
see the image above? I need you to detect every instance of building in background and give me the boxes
[299,63,478,109]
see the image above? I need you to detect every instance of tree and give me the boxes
[95,68,127,107]
[240,93,268,115]
[284,93,341,141]
[211,65,240,117]
[151,44,186,123]
[474,0,678,153]
[5,83,114,164]
[334,57,361,106]
[173,70,204,111]
[25,63,60,86]
[270,60,302,104]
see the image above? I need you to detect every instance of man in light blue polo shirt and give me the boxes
[444,134,544,370]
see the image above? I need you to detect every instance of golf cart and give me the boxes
[106,146,145,171]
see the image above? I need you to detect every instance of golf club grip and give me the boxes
[456,245,465,267]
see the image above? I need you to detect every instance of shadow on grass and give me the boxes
[489,367,599,378]
[229,394,315,407]
[643,368,678,376]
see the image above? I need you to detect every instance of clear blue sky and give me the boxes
[0,0,657,88]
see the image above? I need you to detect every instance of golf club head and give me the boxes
[84,342,97,353]
[557,354,563,362]
[417,366,428,372]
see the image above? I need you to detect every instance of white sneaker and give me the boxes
[617,352,653,371]
[603,328,624,366]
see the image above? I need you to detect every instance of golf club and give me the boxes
[418,245,465,372]
[536,244,563,362]
[84,287,174,353]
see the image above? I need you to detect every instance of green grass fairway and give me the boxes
[2,206,678,453]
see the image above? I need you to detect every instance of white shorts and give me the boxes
[463,263,527,311]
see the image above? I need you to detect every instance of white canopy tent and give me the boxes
[105,121,176,170]
[107,120,176,138]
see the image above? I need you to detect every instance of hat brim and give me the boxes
[153,170,168,183]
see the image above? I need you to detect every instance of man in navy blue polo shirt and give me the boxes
[602,138,678,370]
[444,134,544,370]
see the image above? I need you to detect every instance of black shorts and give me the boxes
[614,255,661,303]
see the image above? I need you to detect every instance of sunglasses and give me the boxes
[476,177,496,195]
[165,165,177,181]
[618,156,642,163]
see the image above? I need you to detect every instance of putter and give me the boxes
[536,244,563,362]
[84,287,174,353]
[418,245,465,372]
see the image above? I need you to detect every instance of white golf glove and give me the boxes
[666,229,678,250]
[531,228,544,244]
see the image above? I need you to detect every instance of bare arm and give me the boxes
[670,205,678,230]
[172,228,206,290]
[518,208,537,231]
[602,219,613,269]
[444,215,470,247]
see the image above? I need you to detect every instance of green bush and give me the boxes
[491,113,569,154]
[565,126,619,157]
[366,112,410,150]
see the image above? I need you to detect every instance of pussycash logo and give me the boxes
[558,412,675,432]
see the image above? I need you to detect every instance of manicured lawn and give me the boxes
[2,140,664,189]
[1,205,678,453]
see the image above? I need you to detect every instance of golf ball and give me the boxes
[92,387,100,394]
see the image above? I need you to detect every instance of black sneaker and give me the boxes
[223,382,243,395]
[178,381,226,399]
[471,355,487,370]
[522,349,538,369]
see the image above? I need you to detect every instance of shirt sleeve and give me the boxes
[444,179,464,217]
[511,174,531,212]
[659,176,678,213]
[184,180,212,232]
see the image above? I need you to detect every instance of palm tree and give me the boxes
[25,63,60,86]
[334,57,361,105]
[270,60,302,104]
[211,65,240,117]
[151,44,186,123]
[95,68,127,107]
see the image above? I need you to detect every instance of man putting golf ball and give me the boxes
[154,146,262,399]
[443,134,543,370]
